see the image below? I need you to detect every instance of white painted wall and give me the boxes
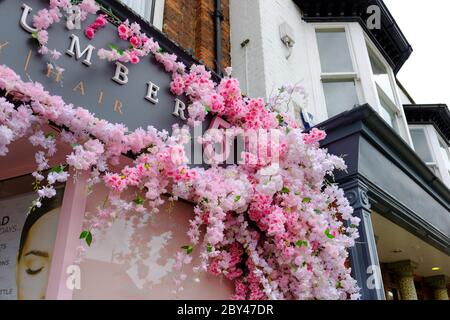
[398,83,415,105]
[230,0,314,121]
[230,0,414,147]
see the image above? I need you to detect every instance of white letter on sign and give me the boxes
[112,62,129,85]
[66,34,95,66]
[20,4,37,33]
[145,82,160,104]
[173,99,187,121]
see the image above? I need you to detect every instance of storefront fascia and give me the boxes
[314,104,450,300]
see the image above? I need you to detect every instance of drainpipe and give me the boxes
[213,0,223,75]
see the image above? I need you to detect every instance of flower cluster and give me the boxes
[33,0,100,59]
[0,58,361,299]
[84,14,108,40]
[0,1,364,300]
[97,20,160,64]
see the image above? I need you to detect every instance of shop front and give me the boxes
[0,0,233,300]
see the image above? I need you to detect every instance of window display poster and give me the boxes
[0,190,62,300]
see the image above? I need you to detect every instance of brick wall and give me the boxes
[163,0,231,73]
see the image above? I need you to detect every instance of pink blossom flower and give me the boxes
[37,30,49,45]
[51,50,62,60]
[118,24,131,40]
[79,0,100,15]
[38,186,56,199]
[84,27,96,40]
[94,14,108,28]
[129,51,140,64]
[130,36,141,48]
[170,74,185,96]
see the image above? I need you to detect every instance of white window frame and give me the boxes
[364,36,413,146]
[410,124,450,187]
[119,0,165,30]
[152,0,165,30]
[307,23,364,121]
[305,22,413,146]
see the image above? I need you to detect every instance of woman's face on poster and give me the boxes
[16,208,60,300]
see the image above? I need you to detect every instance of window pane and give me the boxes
[410,129,434,163]
[438,138,450,174]
[323,81,359,117]
[369,51,395,102]
[316,30,354,73]
[379,98,397,130]
[120,0,154,22]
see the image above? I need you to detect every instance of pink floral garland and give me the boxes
[0,0,363,300]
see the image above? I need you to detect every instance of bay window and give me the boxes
[368,47,400,132]
[410,128,441,178]
[309,23,412,146]
[410,125,450,186]
[315,29,361,118]
[118,0,164,29]
[438,137,450,179]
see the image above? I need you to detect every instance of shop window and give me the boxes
[0,174,65,300]
[119,0,165,30]
[315,29,360,118]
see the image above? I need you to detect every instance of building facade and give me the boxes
[229,0,450,300]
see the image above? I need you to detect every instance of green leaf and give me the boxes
[205,105,211,113]
[207,244,213,253]
[336,280,342,289]
[296,240,308,248]
[276,114,284,126]
[109,43,124,55]
[79,230,89,239]
[281,187,290,194]
[134,196,145,205]
[85,231,93,246]
[31,31,38,39]
[181,245,193,255]
[302,197,312,203]
[45,132,56,140]
[50,165,65,174]
[80,230,93,246]
[325,229,335,239]
[234,195,241,202]
[314,209,322,215]
[71,143,79,149]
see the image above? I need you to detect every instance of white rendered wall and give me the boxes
[230,0,414,147]
[230,0,316,121]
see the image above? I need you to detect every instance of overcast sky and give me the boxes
[383,0,450,105]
